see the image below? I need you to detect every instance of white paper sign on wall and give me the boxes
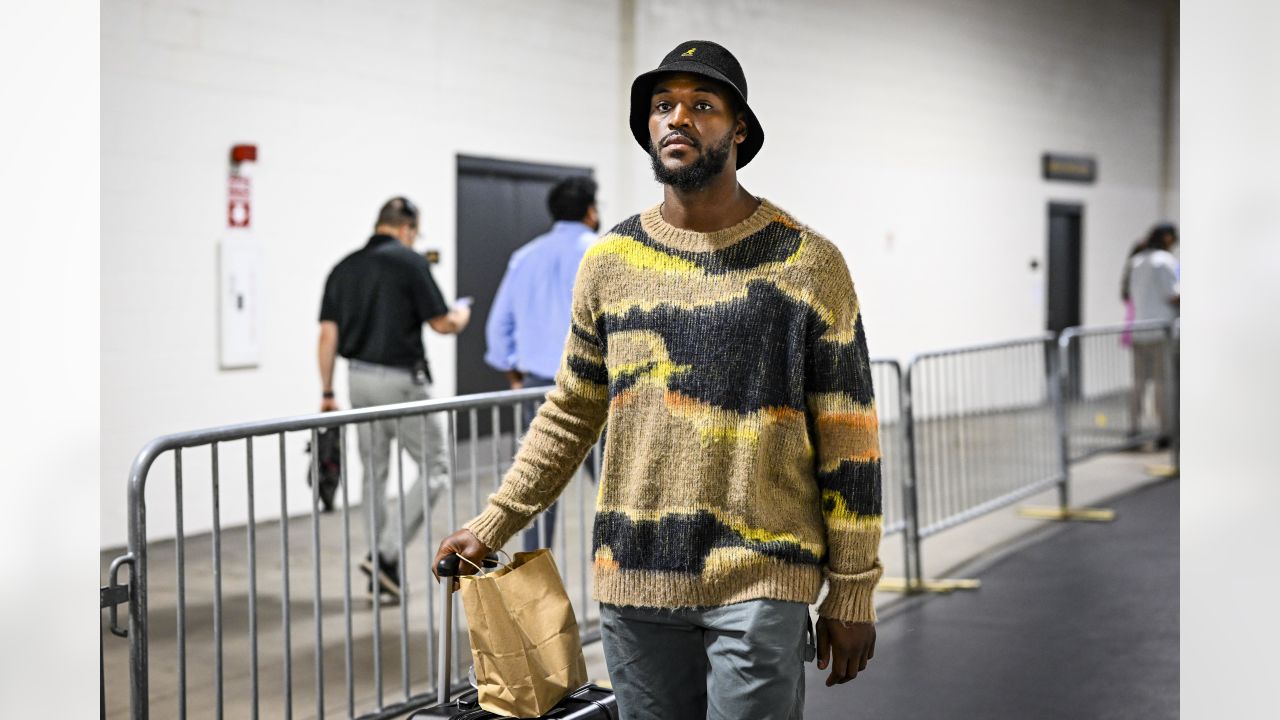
[221,143,260,369]
[219,232,261,369]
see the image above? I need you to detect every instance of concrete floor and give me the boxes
[807,476,1178,719]
[102,429,1174,720]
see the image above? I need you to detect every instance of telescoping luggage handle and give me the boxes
[435,552,500,705]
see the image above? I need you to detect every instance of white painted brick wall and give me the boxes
[102,0,629,546]
[102,0,1175,546]
[629,0,1173,358]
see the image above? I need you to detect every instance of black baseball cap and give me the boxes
[629,40,764,169]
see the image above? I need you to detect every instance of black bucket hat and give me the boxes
[629,40,764,169]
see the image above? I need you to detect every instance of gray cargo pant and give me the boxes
[348,360,449,562]
[600,600,811,720]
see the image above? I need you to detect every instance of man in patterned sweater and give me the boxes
[436,40,882,719]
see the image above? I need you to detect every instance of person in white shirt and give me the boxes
[1126,223,1179,448]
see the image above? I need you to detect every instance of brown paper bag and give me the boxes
[457,549,588,718]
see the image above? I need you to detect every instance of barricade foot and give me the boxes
[1145,463,1178,478]
[1017,506,1116,522]
[877,577,981,594]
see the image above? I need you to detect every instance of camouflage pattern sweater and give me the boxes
[466,198,883,622]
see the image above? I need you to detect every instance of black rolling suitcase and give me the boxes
[410,554,618,720]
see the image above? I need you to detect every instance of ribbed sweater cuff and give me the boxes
[818,563,883,623]
[464,503,525,551]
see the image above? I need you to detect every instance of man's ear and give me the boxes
[732,110,747,144]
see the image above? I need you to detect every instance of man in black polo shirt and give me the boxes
[318,196,471,599]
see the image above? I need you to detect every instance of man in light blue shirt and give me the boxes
[485,176,601,551]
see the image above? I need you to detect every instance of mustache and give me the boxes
[660,129,699,148]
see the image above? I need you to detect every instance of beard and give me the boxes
[649,130,734,190]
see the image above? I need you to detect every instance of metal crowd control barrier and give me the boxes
[901,335,1062,589]
[103,366,909,718]
[1056,320,1179,475]
[102,327,1178,715]
[101,386,609,720]
[868,360,911,581]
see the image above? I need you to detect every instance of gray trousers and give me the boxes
[600,600,810,720]
[1130,340,1169,436]
[348,361,449,562]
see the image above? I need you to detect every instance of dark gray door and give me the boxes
[1047,202,1084,392]
[455,155,593,434]
[1046,202,1083,333]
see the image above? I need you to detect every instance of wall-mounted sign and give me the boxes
[219,232,262,369]
[228,175,251,227]
[1042,153,1097,183]
[229,144,257,228]
[222,144,260,369]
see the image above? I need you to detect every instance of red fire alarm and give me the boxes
[231,144,257,164]
[228,144,257,229]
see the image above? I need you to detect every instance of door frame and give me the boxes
[453,154,594,434]
[1045,201,1085,333]
[456,154,592,184]
[1046,201,1085,397]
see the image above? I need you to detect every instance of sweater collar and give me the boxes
[639,197,781,252]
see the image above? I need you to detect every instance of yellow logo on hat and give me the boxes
[681,47,696,56]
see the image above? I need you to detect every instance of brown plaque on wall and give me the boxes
[1042,153,1097,183]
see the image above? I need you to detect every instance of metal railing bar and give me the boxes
[127,389,551,464]
[1053,337,1073,511]
[915,359,933,533]
[558,494,568,583]
[421,411,437,698]
[394,418,410,702]
[1060,319,1170,344]
[340,427,354,719]
[1166,327,1180,468]
[589,432,603,622]
[175,448,187,720]
[933,357,949,529]
[278,433,293,720]
[308,427,325,720]
[446,410,461,684]
[106,553,134,636]
[955,351,970,519]
[909,333,1055,363]
[127,442,151,720]
[940,358,956,525]
[1114,334,1128,437]
[1017,344,1034,499]
[490,406,502,496]
[211,442,225,720]
[246,438,260,720]
[367,421,383,710]
[579,448,590,622]
[469,407,480,523]
[901,361,922,587]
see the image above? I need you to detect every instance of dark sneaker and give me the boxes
[1155,435,1172,450]
[359,553,402,600]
